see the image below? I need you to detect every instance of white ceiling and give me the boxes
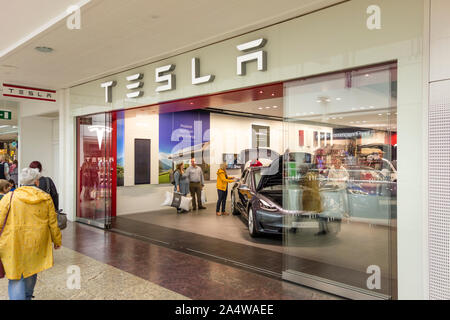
[0,0,344,90]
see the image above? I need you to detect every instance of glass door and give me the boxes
[282,63,397,299]
[76,112,114,229]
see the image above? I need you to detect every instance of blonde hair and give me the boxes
[220,163,228,171]
[0,179,11,194]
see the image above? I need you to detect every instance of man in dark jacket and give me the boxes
[29,161,59,211]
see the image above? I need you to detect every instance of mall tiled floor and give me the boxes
[0,246,188,300]
[0,221,339,300]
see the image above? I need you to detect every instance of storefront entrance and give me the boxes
[76,62,397,299]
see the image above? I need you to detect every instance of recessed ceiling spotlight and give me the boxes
[316,100,321,103]
[336,98,342,101]
[265,106,271,109]
[352,108,356,111]
[35,46,54,53]
[258,107,263,110]
[360,107,366,110]
[332,117,337,120]
[310,112,315,114]
[189,102,194,105]
[259,90,264,94]
[378,113,383,116]
[326,99,331,102]
[365,74,370,77]
[273,106,278,108]
[369,106,375,109]
[271,93,275,96]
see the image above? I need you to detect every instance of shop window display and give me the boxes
[75,63,397,299]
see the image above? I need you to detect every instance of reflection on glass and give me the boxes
[77,113,113,227]
[282,63,397,299]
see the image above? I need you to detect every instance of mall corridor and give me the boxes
[0,222,337,300]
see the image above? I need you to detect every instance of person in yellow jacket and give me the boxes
[0,167,62,300]
[216,163,235,216]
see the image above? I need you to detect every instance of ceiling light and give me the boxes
[365,74,370,77]
[271,93,275,96]
[339,117,343,119]
[360,107,366,110]
[35,46,54,53]
[259,90,264,94]
[369,106,375,109]
[336,98,341,101]
[265,106,271,109]
[258,107,263,110]
[273,106,278,108]
[316,100,321,103]
[378,114,383,116]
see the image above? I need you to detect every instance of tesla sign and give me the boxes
[100,38,268,103]
[2,83,56,102]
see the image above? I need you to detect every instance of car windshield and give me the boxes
[254,170,283,191]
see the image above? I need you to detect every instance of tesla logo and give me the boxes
[366,5,381,30]
[88,125,112,149]
[100,38,267,102]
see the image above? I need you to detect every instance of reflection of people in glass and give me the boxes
[299,165,326,236]
[328,158,349,188]
[327,158,349,218]
[174,162,189,214]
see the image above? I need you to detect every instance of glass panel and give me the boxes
[282,63,397,298]
[77,112,113,228]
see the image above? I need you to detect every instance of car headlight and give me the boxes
[259,199,278,211]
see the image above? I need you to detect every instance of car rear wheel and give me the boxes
[231,192,240,215]
[248,208,259,237]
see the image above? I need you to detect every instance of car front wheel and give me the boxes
[248,208,259,237]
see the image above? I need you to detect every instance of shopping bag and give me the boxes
[161,192,191,211]
[201,190,207,204]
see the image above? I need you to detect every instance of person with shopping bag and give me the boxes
[0,168,62,300]
[186,158,206,210]
[216,163,235,216]
[174,162,190,213]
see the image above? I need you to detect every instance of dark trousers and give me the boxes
[216,189,227,213]
[189,182,202,209]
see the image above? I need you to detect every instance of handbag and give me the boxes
[44,177,67,230]
[0,191,14,279]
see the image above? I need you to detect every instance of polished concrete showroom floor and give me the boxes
[113,201,396,297]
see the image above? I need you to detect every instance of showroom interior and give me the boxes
[75,61,398,299]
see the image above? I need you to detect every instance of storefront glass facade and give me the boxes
[70,0,425,299]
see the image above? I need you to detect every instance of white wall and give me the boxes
[19,116,54,179]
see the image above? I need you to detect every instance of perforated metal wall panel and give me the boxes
[429,82,450,300]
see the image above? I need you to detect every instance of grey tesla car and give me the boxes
[230,157,343,237]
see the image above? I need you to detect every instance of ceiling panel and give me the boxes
[0,0,344,89]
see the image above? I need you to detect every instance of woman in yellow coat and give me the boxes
[0,168,62,300]
[216,163,235,216]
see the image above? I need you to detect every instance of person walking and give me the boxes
[0,179,11,200]
[174,162,190,214]
[0,168,62,300]
[185,158,206,210]
[9,160,18,186]
[0,156,10,181]
[216,163,235,216]
[29,161,59,212]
